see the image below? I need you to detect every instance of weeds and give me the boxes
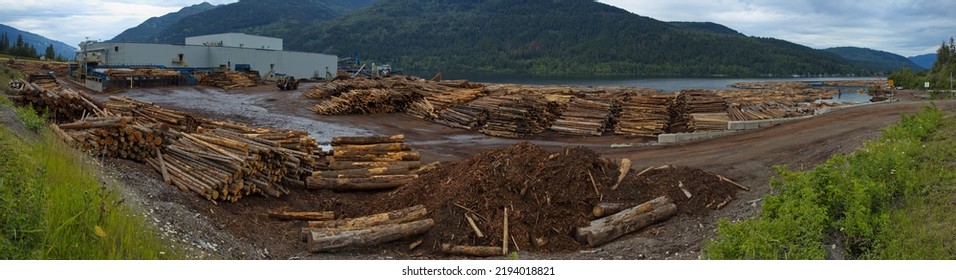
[706,106,949,259]
[0,116,179,260]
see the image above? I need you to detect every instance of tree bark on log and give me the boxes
[311,165,418,178]
[611,158,632,190]
[331,135,405,145]
[268,211,335,221]
[576,196,678,247]
[306,175,418,190]
[591,202,636,218]
[328,160,421,171]
[305,205,427,230]
[307,218,434,252]
[441,244,502,257]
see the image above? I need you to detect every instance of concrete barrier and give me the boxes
[657,130,737,143]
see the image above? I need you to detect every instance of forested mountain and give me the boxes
[125,0,377,44]
[0,24,76,59]
[908,53,937,70]
[113,0,864,77]
[824,47,924,72]
[292,0,859,76]
[668,22,743,36]
[109,2,219,43]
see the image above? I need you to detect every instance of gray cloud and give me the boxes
[0,0,238,47]
[599,0,956,56]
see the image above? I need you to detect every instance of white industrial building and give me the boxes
[75,33,337,89]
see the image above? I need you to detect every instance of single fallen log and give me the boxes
[305,205,427,230]
[307,218,435,252]
[591,202,636,218]
[441,244,502,257]
[575,196,678,247]
[268,211,335,221]
[306,175,418,190]
[331,135,405,145]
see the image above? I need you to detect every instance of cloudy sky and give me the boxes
[0,0,953,56]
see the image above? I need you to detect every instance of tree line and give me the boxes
[0,32,65,61]
[890,37,955,90]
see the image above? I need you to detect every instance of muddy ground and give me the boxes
[63,80,955,259]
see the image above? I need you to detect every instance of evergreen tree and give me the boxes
[44,44,55,60]
[15,34,24,49]
[0,32,8,53]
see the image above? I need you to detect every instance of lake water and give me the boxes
[449,74,878,103]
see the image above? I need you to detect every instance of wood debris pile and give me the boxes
[307,135,421,191]
[194,70,260,90]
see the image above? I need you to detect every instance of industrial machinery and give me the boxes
[277,76,298,90]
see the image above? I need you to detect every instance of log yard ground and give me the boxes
[5,61,953,260]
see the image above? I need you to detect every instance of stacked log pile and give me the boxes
[307,135,421,191]
[51,116,165,162]
[717,86,835,121]
[479,94,561,138]
[549,97,617,136]
[405,87,484,120]
[8,78,103,122]
[303,77,387,99]
[312,88,422,115]
[105,68,183,79]
[105,96,201,132]
[673,90,729,132]
[194,70,260,90]
[614,94,673,137]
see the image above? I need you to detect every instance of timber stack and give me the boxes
[479,94,561,138]
[194,70,260,90]
[105,96,201,132]
[307,134,421,191]
[549,97,617,136]
[8,78,103,122]
[614,94,673,137]
[312,88,421,115]
[672,90,730,132]
[405,87,484,120]
[52,116,166,162]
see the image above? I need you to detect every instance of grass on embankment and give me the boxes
[1,68,178,259]
[706,106,955,259]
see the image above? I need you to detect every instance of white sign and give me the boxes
[925,82,931,88]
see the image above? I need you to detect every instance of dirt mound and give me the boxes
[377,142,741,254]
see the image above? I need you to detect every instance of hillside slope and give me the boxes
[292,0,858,76]
[825,47,925,72]
[110,2,218,43]
[0,24,76,59]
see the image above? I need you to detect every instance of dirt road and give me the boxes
[76,82,954,259]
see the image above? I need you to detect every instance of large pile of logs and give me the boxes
[405,87,484,120]
[8,78,103,122]
[194,70,260,90]
[52,116,166,162]
[303,205,434,252]
[105,68,183,79]
[105,96,201,132]
[304,77,387,99]
[689,113,731,131]
[549,97,617,136]
[614,94,673,137]
[479,94,561,138]
[680,90,727,114]
[307,135,421,191]
[312,88,422,115]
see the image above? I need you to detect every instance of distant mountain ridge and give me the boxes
[908,53,937,70]
[110,2,219,43]
[0,23,76,59]
[824,47,925,72]
[111,0,377,44]
[112,0,868,77]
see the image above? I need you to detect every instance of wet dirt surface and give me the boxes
[64,80,956,259]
